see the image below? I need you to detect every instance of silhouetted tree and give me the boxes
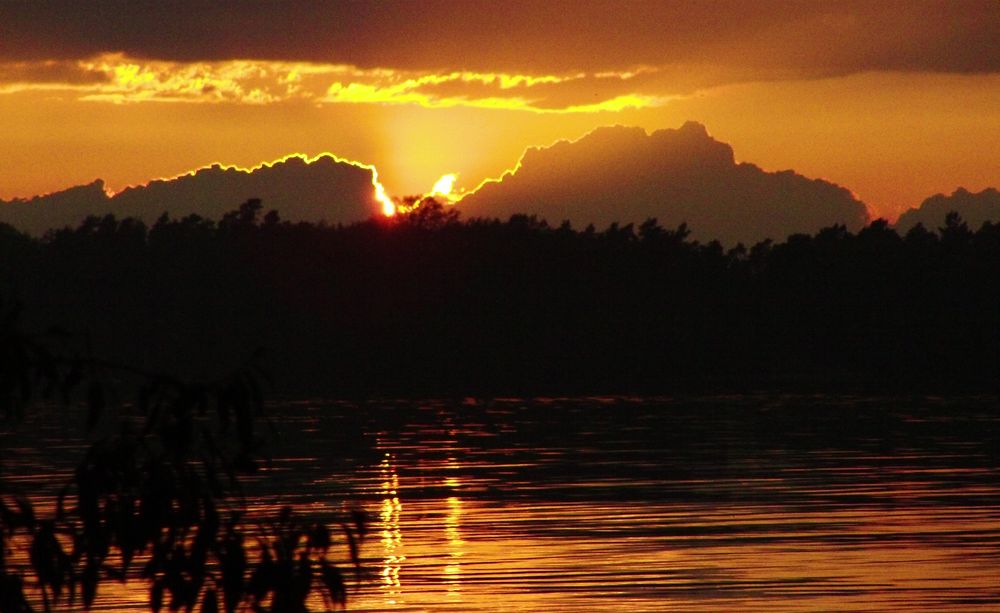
[0,298,365,612]
[396,197,460,230]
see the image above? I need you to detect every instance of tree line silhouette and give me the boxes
[1,199,998,397]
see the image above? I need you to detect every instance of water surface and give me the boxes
[4,395,1000,611]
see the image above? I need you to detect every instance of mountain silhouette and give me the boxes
[895,187,1000,232]
[0,155,381,235]
[457,121,871,245]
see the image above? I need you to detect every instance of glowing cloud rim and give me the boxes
[0,54,669,113]
[101,152,396,217]
[102,153,472,218]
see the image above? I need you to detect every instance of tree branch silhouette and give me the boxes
[0,298,365,613]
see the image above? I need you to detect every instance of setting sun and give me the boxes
[430,173,458,201]
[1,4,1000,611]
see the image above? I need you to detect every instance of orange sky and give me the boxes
[1,2,997,221]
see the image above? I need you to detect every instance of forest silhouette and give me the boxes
[1,199,998,397]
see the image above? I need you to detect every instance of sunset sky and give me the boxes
[1,1,997,221]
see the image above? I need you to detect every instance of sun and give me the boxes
[430,174,458,200]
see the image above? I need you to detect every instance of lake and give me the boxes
[4,395,1000,611]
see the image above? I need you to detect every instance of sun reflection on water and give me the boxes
[349,399,1000,612]
[379,452,405,605]
[443,470,466,599]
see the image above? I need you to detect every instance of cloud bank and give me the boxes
[895,188,1000,232]
[3,2,996,116]
[457,122,871,245]
[2,2,997,78]
[0,155,383,235]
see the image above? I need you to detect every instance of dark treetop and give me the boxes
[1,200,998,397]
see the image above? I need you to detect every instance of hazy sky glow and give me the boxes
[1,1,997,220]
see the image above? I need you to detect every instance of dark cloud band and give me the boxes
[2,1,997,77]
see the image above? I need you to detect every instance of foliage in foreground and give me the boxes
[0,303,366,612]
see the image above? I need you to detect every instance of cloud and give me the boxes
[895,187,1000,232]
[1,2,997,78]
[0,180,115,235]
[0,54,665,112]
[0,54,341,104]
[6,0,998,112]
[0,60,109,85]
[0,155,386,235]
[456,122,871,245]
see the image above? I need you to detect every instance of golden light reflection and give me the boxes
[379,452,405,605]
[444,496,465,599]
[443,459,465,599]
